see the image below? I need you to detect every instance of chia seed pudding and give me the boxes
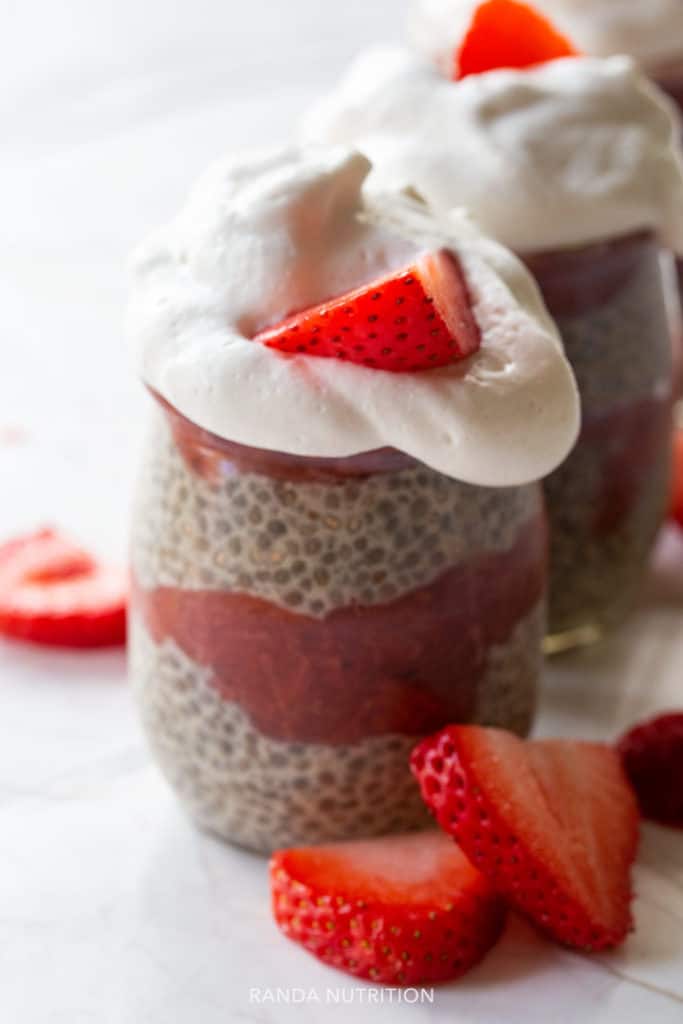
[130,401,547,853]
[524,232,674,642]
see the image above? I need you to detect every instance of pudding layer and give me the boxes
[132,415,540,619]
[131,604,544,853]
[130,408,547,851]
[134,504,544,747]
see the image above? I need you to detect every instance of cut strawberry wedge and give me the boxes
[270,830,506,985]
[254,249,481,373]
[454,0,579,81]
[670,428,683,529]
[0,528,127,648]
[411,726,639,951]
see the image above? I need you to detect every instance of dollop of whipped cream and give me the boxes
[410,0,683,73]
[303,51,683,253]
[129,146,579,486]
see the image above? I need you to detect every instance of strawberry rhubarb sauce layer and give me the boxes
[130,412,546,851]
[523,233,673,636]
[130,603,544,853]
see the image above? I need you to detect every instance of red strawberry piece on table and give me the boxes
[670,428,683,529]
[254,249,481,373]
[411,726,639,951]
[270,830,506,985]
[618,713,683,828]
[454,0,579,81]
[0,528,127,648]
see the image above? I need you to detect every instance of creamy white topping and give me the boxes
[410,0,683,73]
[129,146,579,486]
[303,51,683,253]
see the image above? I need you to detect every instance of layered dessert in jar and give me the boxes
[304,5,683,644]
[128,147,579,852]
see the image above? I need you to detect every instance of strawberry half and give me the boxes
[454,0,579,81]
[618,713,683,828]
[411,726,639,952]
[270,830,506,986]
[670,428,683,529]
[254,250,481,373]
[0,528,127,648]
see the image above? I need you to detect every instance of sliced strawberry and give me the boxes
[254,249,481,373]
[618,713,683,828]
[411,726,639,951]
[0,528,127,648]
[270,830,505,986]
[670,428,683,529]
[454,0,579,81]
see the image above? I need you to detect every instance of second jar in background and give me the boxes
[524,231,673,647]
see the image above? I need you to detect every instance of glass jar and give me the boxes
[651,62,683,396]
[129,394,548,854]
[523,232,673,649]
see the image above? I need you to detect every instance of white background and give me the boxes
[1,2,682,1022]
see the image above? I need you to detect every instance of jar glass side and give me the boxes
[129,396,548,853]
[523,232,673,648]
[650,63,683,396]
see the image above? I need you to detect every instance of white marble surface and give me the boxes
[1,2,683,1021]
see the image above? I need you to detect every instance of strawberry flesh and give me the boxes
[670,428,683,529]
[254,249,481,373]
[270,830,505,985]
[0,528,127,648]
[455,0,579,80]
[411,726,639,951]
[618,713,683,828]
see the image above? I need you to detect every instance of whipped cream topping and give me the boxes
[129,146,579,486]
[410,0,683,73]
[303,51,683,254]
